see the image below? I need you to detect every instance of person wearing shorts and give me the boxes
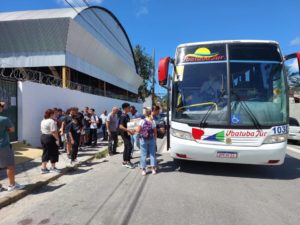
[0,101,24,191]
[40,109,61,174]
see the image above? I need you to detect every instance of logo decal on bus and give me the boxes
[184,47,225,62]
[192,128,205,140]
[204,131,225,142]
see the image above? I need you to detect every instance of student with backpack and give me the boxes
[136,107,157,176]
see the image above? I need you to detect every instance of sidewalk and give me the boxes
[12,142,43,165]
[0,140,112,209]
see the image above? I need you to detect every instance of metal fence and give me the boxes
[0,65,140,103]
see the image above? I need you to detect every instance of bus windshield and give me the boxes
[173,63,229,126]
[173,44,288,127]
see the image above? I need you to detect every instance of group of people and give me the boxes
[0,101,166,193]
[40,103,166,176]
[40,106,105,173]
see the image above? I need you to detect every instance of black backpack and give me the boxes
[97,116,102,129]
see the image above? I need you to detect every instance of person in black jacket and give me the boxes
[68,115,83,164]
[119,103,135,169]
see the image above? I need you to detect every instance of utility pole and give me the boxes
[151,49,155,108]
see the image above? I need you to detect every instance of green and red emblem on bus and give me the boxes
[204,130,225,142]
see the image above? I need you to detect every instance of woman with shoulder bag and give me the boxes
[136,108,157,176]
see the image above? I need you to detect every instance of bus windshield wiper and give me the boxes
[199,90,226,128]
[199,73,226,128]
[231,90,262,130]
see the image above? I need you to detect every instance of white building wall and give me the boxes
[17,81,142,147]
[143,96,152,109]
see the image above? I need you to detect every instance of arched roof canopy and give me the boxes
[0,6,141,93]
[77,6,138,74]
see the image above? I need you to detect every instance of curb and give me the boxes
[0,147,109,209]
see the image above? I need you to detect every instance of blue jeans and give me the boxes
[140,138,156,169]
[131,134,140,149]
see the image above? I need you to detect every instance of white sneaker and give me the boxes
[7,183,25,192]
[49,167,61,173]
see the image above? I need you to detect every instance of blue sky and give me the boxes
[1,0,300,96]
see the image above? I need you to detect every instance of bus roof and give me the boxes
[177,40,279,48]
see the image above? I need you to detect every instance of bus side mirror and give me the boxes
[285,52,300,71]
[285,52,300,88]
[158,57,171,86]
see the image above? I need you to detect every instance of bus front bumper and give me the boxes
[170,136,287,165]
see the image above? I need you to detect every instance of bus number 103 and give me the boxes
[272,125,288,135]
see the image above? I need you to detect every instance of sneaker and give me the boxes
[125,162,135,169]
[49,167,61,173]
[7,183,25,192]
[70,159,78,165]
[152,169,157,175]
[41,168,50,174]
[142,170,147,176]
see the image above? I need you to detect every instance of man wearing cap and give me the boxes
[0,101,24,191]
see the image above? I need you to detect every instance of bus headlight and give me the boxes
[171,128,194,140]
[263,134,288,144]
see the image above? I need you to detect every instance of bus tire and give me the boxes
[173,158,186,167]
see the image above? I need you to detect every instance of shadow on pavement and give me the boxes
[81,148,99,152]
[31,183,66,195]
[158,154,300,180]
[79,161,107,167]
[77,153,96,158]
[0,161,40,179]
[65,168,93,175]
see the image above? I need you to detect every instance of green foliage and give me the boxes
[133,45,153,102]
[154,94,168,112]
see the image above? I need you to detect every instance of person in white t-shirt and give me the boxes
[129,106,142,153]
[89,108,99,147]
[40,109,61,174]
[100,110,108,141]
[136,108,157,176]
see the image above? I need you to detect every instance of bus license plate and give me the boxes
[216,152,238,159]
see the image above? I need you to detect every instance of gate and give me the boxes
[0,79,18,141]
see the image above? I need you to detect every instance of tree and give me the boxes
[133,45,153,102]
[153,94,168,112]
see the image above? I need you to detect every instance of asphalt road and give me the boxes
[0,139,299,225]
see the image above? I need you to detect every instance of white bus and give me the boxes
[158,40,300,165]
